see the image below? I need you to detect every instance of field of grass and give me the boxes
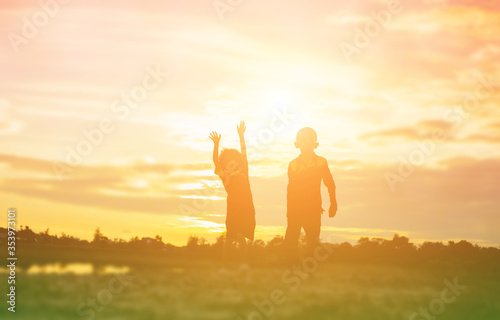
[1,260,499,320]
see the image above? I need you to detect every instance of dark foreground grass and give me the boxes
[1,261,499,320]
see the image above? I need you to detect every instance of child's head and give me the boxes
[219,148,243,173]
[294,127,319,154]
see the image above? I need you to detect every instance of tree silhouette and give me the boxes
[1,227,498,268]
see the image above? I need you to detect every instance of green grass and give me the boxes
[1,262,499,320]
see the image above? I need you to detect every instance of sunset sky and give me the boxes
[1,0,499,246]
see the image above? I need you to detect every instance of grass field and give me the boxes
[1,260,499,320]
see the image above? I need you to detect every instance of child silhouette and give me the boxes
[209,121,256,262]
[285,127,337,257]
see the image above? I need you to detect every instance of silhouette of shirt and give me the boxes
[215,161,256,241]
[287,153,335,216]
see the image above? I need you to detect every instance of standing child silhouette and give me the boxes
[209,121,256,262]
[285,127,337,258]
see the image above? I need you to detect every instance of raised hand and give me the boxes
[237,121,246,136]
[209,131,221,144]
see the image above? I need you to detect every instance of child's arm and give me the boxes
[209,131,221,167]
[237,121,246,157]
[237,121,248,171]
[286,161,293,217]
[322,160,337,217]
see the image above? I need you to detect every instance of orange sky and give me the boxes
[1,0,499,246]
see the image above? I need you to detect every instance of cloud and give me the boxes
[0,99,24,136]
[463,134,500,143]
[0,120,23,136]
[2,153,500,245]
[0,153,211,176]
[454,121,500,144]
[360,120,454,141]
[3,181,206,216]
[0,153,225,219]
[1,0,500,245]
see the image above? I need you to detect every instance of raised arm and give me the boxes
[209,131,221,167]
[237,121,247,158]
[237,121,248,173]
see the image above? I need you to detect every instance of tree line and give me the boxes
[1,226,499,266]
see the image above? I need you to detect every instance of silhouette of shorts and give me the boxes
[284,212,321,247]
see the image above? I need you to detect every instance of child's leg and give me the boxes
[236,233,247,263]
[303,213,321,256]
[284,216,302,259]
[224,235,236,265]
[223,237,229,265]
